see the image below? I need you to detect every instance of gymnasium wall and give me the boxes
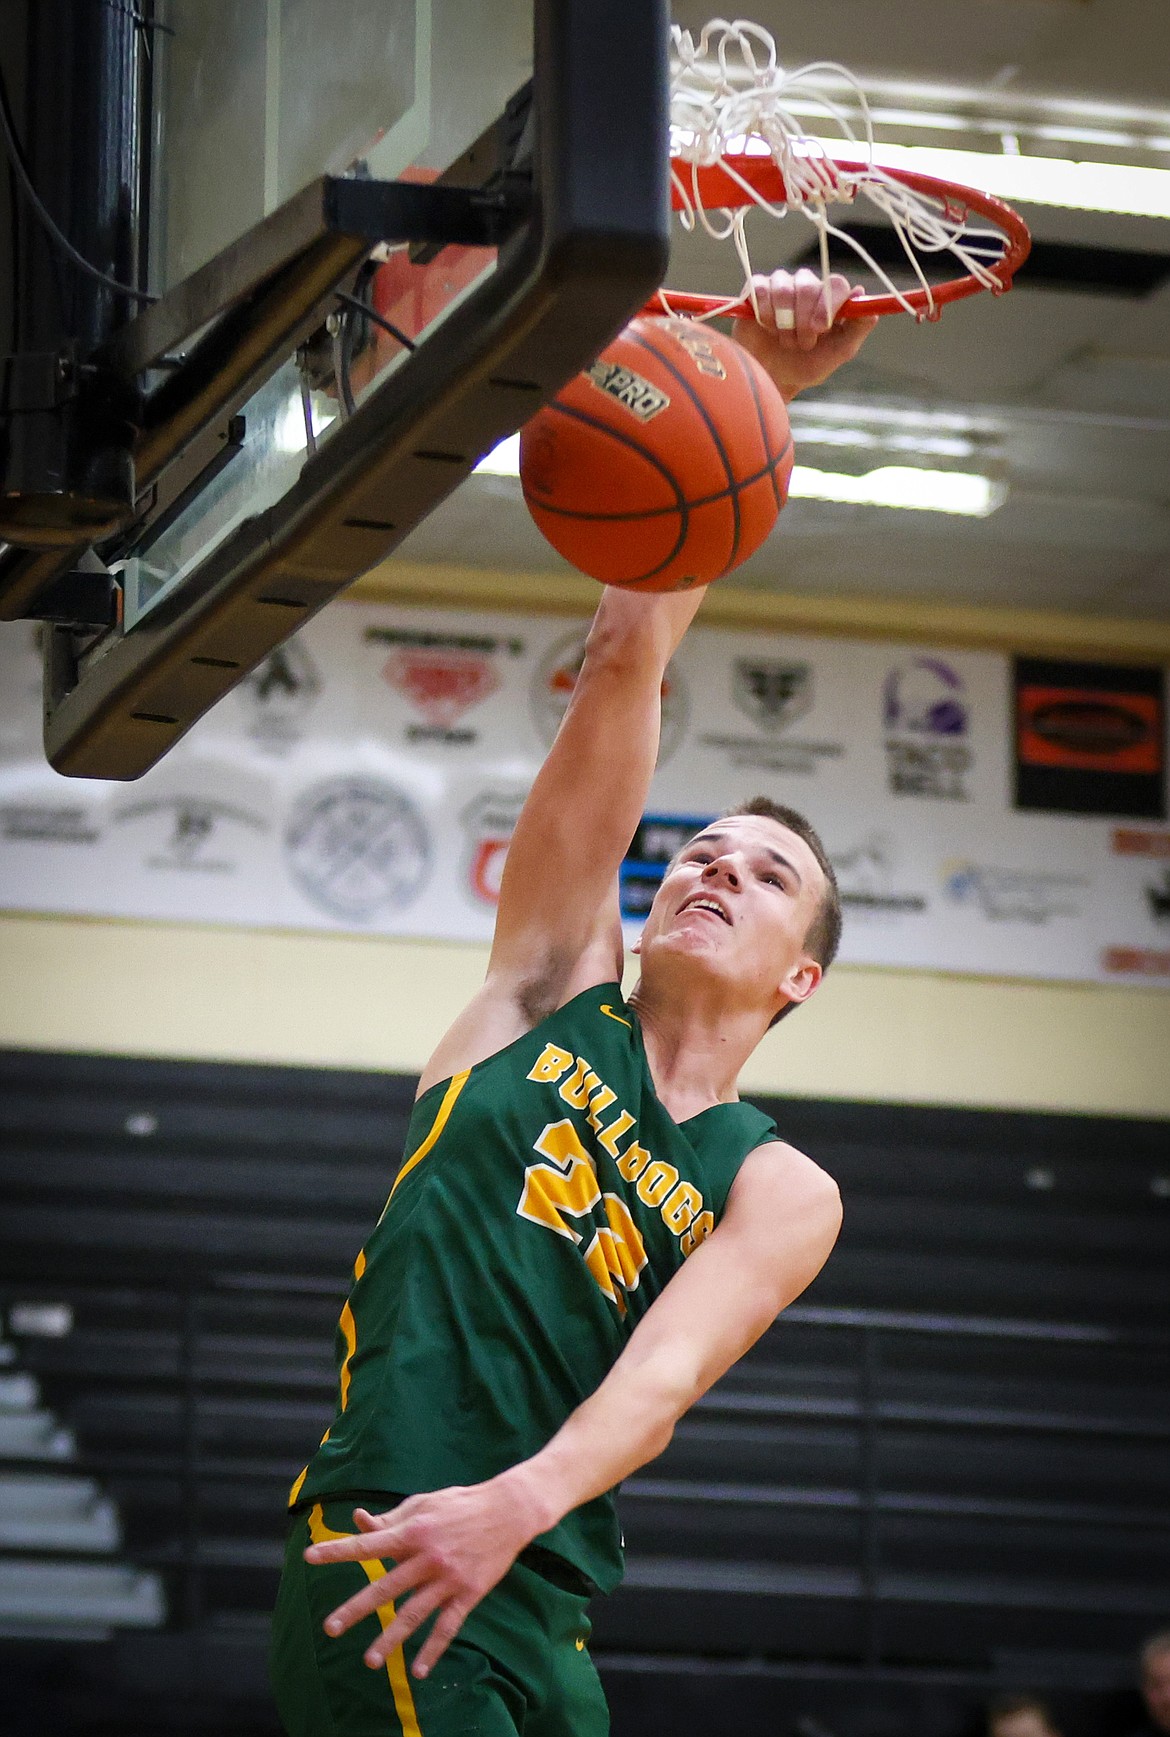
[3,566,1170,1120]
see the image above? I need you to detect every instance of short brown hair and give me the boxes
[720,797,842,1024]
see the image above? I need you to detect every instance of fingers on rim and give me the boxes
[752,269,800,330]
[826,277,856,321]
[793,274,825,349]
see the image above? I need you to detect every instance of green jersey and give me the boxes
[290,983,778,1593]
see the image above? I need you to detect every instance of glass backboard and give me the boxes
[128,0,532,633]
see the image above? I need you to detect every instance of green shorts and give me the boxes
[270,1498,609,1737]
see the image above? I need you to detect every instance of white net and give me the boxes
[667,17,1010,322]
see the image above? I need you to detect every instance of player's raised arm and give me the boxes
[417,584,703,1092]
[418,270,874,1092]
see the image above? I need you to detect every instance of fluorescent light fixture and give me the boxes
[702,116,1170,217]
[789,464,1001,515]
[476,438,1000,516]
[792,423,977,459]
[821,138,1170,219]
[796,401,981,433]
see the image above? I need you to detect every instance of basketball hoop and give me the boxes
[651,19,1031,325]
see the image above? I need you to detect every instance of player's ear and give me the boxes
[631,934,642,956]
[779,956,821,1007]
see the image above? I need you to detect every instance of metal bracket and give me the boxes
[323,174,532,250]
[0,349,77,414]
[21,568,121,628]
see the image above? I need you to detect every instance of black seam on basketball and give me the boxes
[523,456,788,522]
[537,399,688,508]
[529,398,692,573]
[627,323,743,568]
[735,345,786,514]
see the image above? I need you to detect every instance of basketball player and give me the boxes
[271,269,876,1737]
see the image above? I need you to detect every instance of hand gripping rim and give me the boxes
[648,151,1032,324]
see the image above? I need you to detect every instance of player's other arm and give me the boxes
[305,1145,841,1674]
[509,1141,843,1509]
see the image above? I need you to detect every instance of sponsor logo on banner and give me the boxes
[1102,945,1170,978]
[460,789,526,906]
[112,797,268,873]
[1113,827,1170,859]
[701,658,842,775]
[732,660,813,732]
[884,656,971,801]
[285,777,430,921]
[367,626,522,745]
[620,813,713,919]
[532,632,689,762]
[831,834,927,918]
[239,642,321,751]
[1014,657,1165,819]
[0,804,100,845]
[941,859,1086,924]
[1146,871,1170,923]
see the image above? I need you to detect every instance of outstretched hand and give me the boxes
[304,1473,545,1680]
[732,267,879,400]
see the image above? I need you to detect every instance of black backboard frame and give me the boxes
[0,0,669,779]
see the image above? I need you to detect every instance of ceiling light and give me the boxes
[475,433,521,475]
[789,464,1002,515]
[798,401,981,433]
[476,439,999,515]
[822,139,1170,219]
[791,422,977,459]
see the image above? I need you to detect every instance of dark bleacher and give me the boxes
[1,1048,1167,1737]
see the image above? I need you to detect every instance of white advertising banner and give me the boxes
[1,603,1167,988]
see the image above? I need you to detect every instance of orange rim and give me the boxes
[652,151,1032,321]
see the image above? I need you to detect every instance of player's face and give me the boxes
[640,814,826,1016]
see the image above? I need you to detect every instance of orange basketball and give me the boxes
[520,316,793,593]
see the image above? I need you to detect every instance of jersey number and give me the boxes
[518,1120,648,1316]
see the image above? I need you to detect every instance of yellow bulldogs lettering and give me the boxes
[524,1042,713,1272]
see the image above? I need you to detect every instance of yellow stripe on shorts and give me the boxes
[307,1503,422,1737]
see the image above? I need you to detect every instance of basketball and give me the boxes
[519,316,794,593]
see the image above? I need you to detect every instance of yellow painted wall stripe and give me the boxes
[308,1503,422,1737]
[386,1070,470,1203]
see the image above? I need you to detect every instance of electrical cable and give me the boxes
[0,56,158,306]
[331,321,354,419]
[333,289,417,352]
[334,258,376,418]
[331,275,417,421]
